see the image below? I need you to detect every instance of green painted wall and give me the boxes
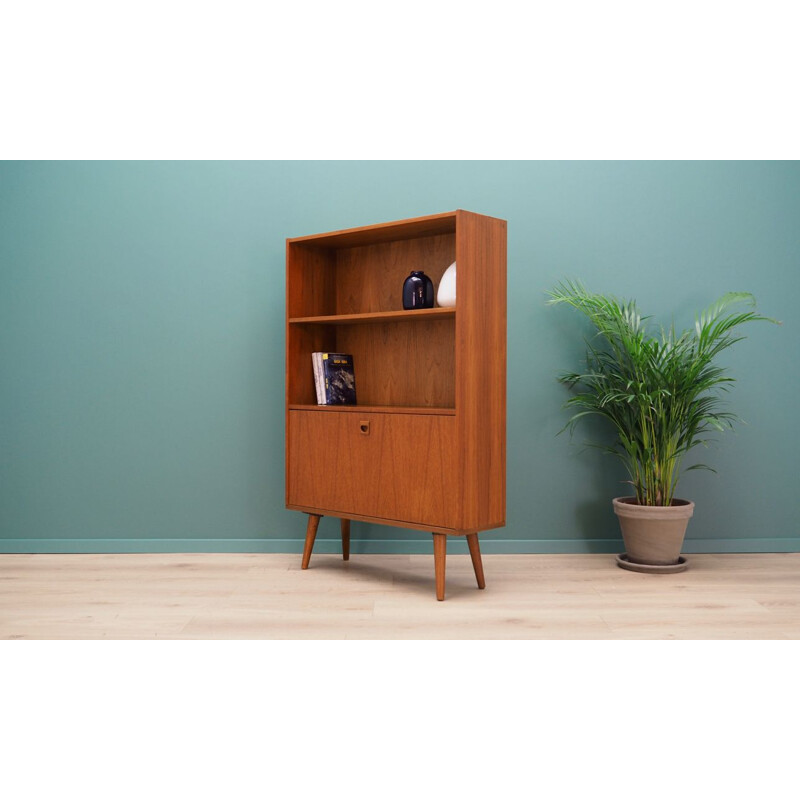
[2,161,798,554]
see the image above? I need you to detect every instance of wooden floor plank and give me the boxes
[1,553,799,639]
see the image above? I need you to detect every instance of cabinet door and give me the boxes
[288,411,457,529]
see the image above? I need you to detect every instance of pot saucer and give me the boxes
[616,553,688,574]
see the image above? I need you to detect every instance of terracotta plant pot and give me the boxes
[613,497,695,573]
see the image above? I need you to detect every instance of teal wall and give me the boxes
[2,161,798,554]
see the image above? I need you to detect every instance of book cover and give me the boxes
[322,353,357,405]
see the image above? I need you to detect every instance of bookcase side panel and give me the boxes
[287,325,337,406]
[286,243,338,505]
[455,212,507,532]
[287,244,337,318]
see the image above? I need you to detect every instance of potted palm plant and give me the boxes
[547,280,777,573]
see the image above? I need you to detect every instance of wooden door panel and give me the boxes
[373,413,457,528]
[288,411,457,528]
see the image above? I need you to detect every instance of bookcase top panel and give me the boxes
[287,211,458,249]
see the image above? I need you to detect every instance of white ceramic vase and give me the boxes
[437,261,456,307]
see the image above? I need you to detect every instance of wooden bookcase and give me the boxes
[285,210,506,600]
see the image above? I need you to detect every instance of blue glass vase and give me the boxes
[402,271,435,310]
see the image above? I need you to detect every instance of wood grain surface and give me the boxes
[287,210,457,249]
[289,308,455,325]
[2,553,798,639]
[335,318,454,408]
[334,233,455,314]
[455,210,507,532]
[288,410,457,529]
[466,533,486,590]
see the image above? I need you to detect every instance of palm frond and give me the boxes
[550,280,778,505]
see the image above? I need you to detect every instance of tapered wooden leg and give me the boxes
[433,533,447,601]
[341,518,350,561]
[466,533,486,590]
[301,514,321,570]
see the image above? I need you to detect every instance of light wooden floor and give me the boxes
[1,552,799,639]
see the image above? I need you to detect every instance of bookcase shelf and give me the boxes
[289,308,455,326]
[286,210,506,600]
[289,404,455,416]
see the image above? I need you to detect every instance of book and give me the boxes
[321,353,357,405]
[312,352,325,404]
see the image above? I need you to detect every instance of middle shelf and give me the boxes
[289,404,455,416]
[288,307,455,326]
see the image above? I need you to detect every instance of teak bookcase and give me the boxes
[285,210,506,600]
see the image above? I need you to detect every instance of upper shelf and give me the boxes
[288,308,455,326]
